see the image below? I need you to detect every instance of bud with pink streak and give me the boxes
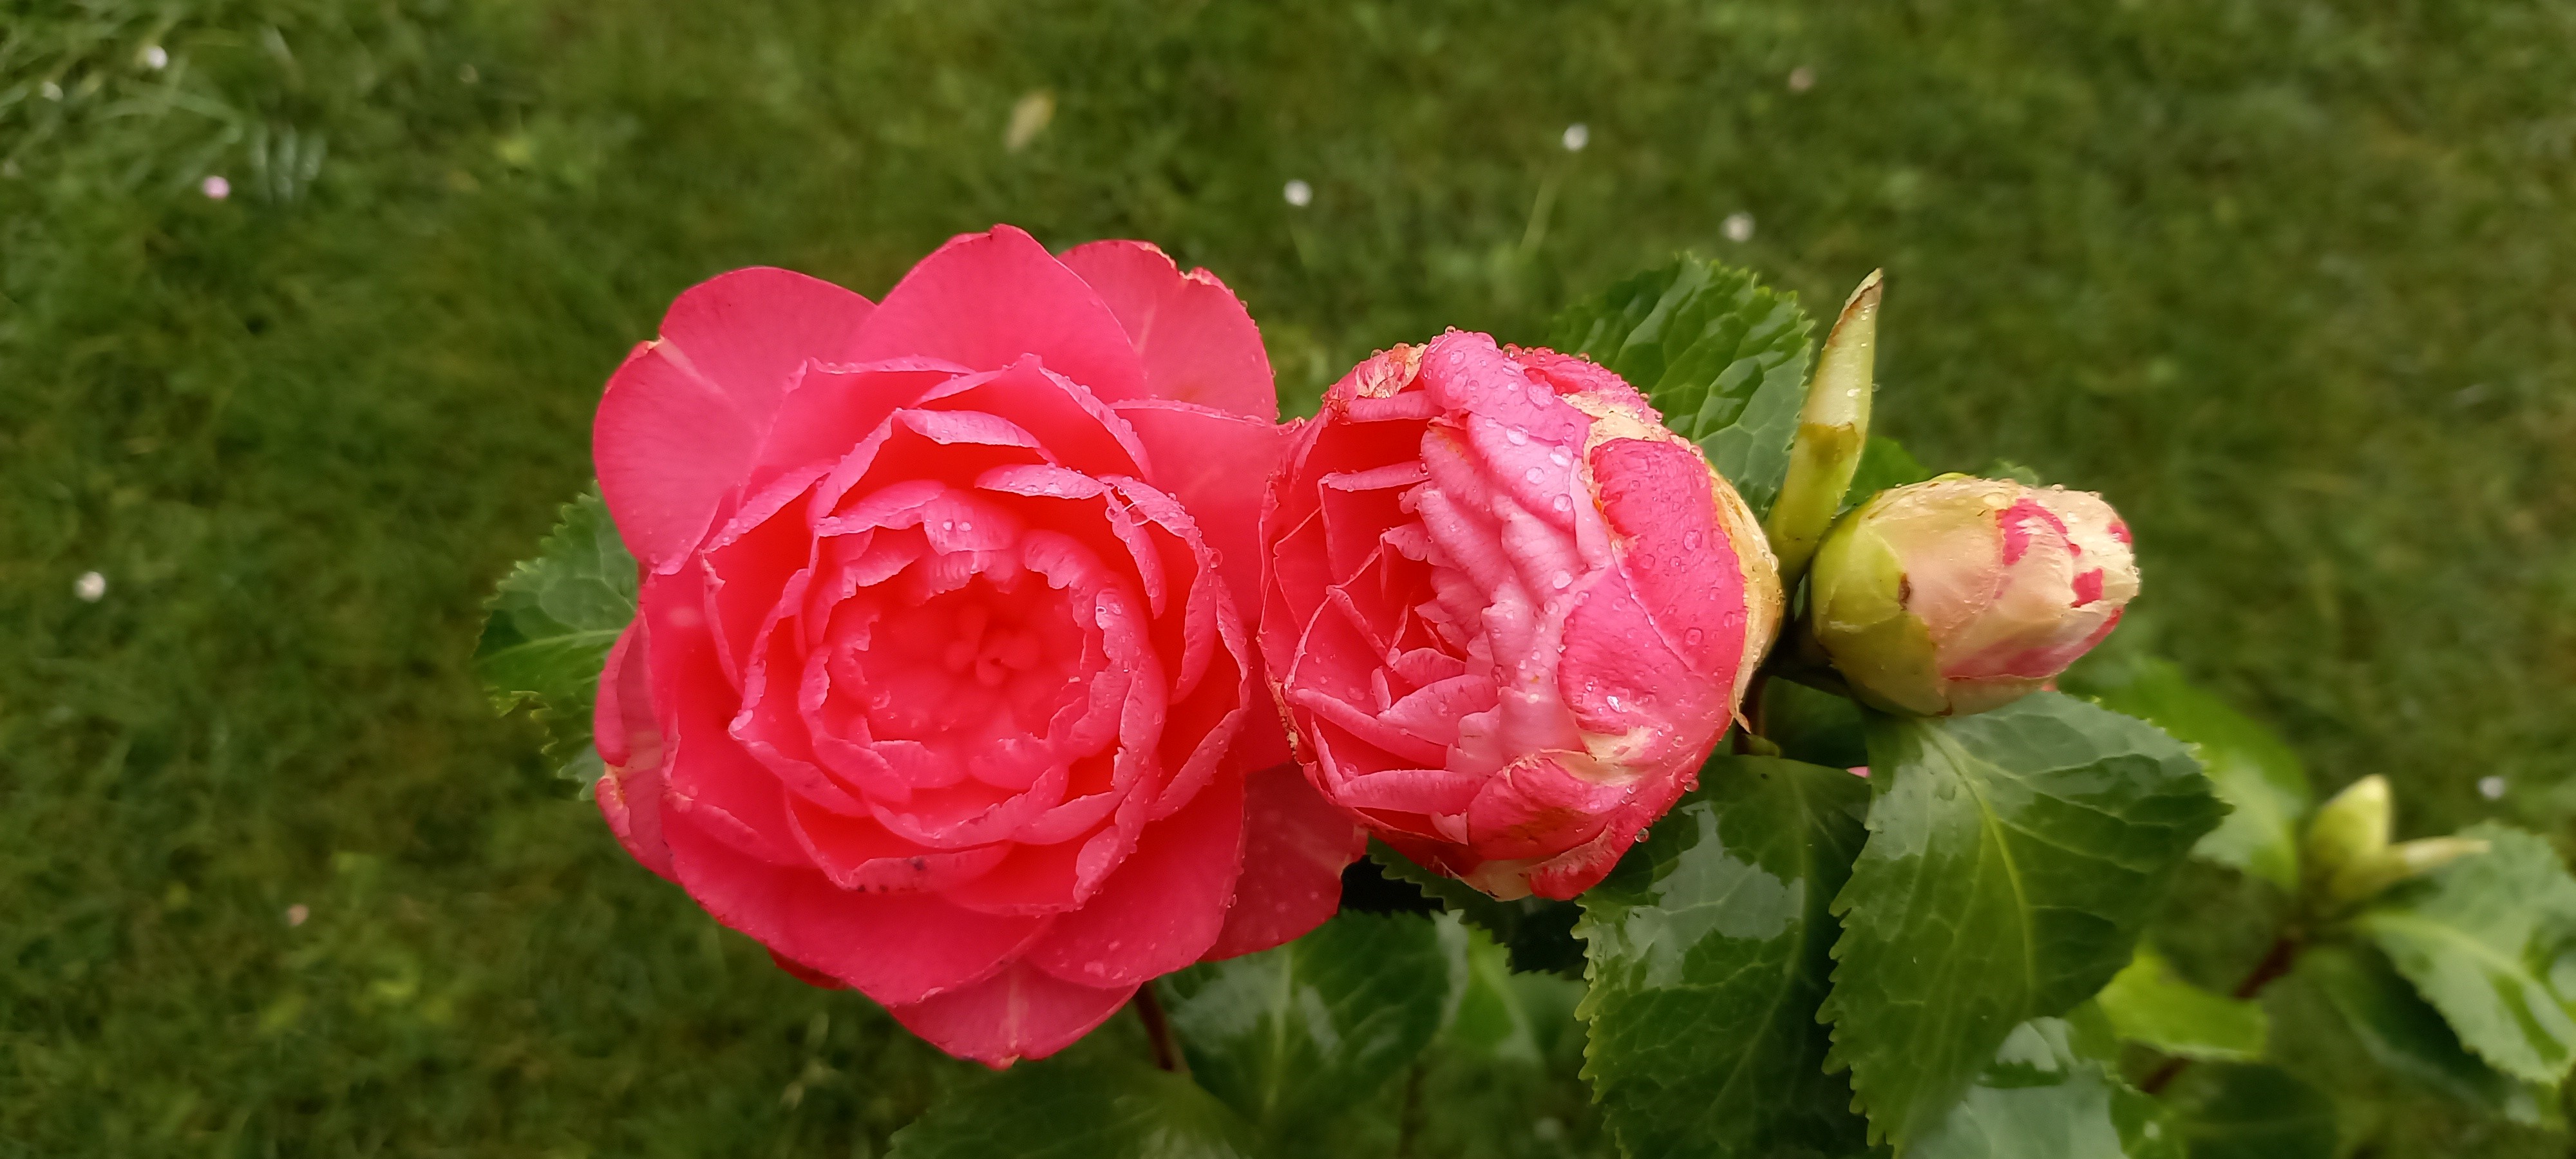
[1807,476,2139,716]
[1260,332,1783,901]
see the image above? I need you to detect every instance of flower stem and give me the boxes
[1133,985,1183,1073]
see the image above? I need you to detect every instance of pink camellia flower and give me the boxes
[1260,332,1783,901]
[1806,476,2139,716]
[589,226,1364,1066]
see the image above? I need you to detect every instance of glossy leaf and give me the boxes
[1824,693,2228,1149]
[2299,943,2564,1126]
[1577,756,1871,1159]
[1545,256,1814,516]
[1370,840,1586,976]
[2157,1063,2336,1159]
[2096,947,2268,1062]
[2070,657,2311,892]
[1157,910,1453,1140]
[473,487,638,778]
[1909,1017,2183,1159]
[2355,822,2576,1085]
[886,1055,1260,1159]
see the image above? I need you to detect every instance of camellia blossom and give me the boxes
[590,226,1363,1066]
[1260,333,1783,901]
[1807,476,2139,716]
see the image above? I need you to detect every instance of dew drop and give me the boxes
[1683,531,1702,549]
[1934,779,1960,801]
[1506,426,1529,445]
[1551,572,1572,590]
[1549,449,1571,466]
[1606,694,1624,711]
[1524,466,1545,484]
[1684,628,1705,646]
[1551,495,1573,513]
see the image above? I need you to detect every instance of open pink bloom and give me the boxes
[1260,333,1782,901]
[1807,476,2140,716]
[589,226,1363,1066]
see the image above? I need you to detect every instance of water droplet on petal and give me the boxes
[1549,449,1571,466]
[1551,495,1572,512]
[1524,466,1545,484]
[1684,628,1705,646]
[1506,426,1529,445]
[1551,572,1572,590]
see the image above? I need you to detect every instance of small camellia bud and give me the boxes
[1764,270,1882,587]
[1806,476,2139,715]
[2303,775,2394,896]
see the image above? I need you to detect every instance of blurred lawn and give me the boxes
[5,1,2573,1154]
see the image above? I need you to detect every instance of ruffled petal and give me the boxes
[593,619,676,881]
[884,960,1136,1068]
[1203,761,1365,960]
[594,269,874,569]
[1060,240,1277,420]
[661,807,1048,1006]
[850,226,1148,404]
[1113,399,1288,620]
[1025,762,1245,987]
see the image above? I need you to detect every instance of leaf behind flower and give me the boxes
[1546,256,1814,518]
[473,485,637,782]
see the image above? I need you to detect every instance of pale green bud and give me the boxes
[1765,270,1881,587]
[2302,775,2392,900]
[1806,476,2139,715]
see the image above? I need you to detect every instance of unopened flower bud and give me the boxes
[1764,270,1881,587]
[1263,332,1783,900]
[2303,775,2393,897]
[1806,476,2139,715]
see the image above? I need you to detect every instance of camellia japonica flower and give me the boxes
[1260,332,1783,901]
[1807,476,2139,716]
[589,226,1364,1066]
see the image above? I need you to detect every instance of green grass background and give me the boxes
[5,1,2572,1154]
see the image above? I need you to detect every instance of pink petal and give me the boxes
[1060,240,1278,420]
[1589,437,1748,683]
[1203,761,1365,960]
[661,807,1048,1006]
[850,226,1148,404]
[594,269,874,569]
[885,960,1136,1068]
[593,619,677,881]
[1112,400,1287,619]
[1026,763,1245,987]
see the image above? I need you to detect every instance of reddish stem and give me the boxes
[1133,985,1182,1073]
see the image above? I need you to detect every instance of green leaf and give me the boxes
[2096,947,2268,1062]
[473,487,638,780]
[1765,679,1871,771]
[1443,925,1568,1066]
[886,1055,1260,1159]
[1840,436,1936,514]
[2299,942,2564,1126]
[1824,693,2228,1149]
[1368,840,1586,976]
[2068,657,2311,892]
[1545,256,1814,517]
[1909,1017,2184,1159]
[2157,1063,2337,1159]
[1157,910,1454,1141]
[2354,822,2576,1085]
[1576,756,1872,1159]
